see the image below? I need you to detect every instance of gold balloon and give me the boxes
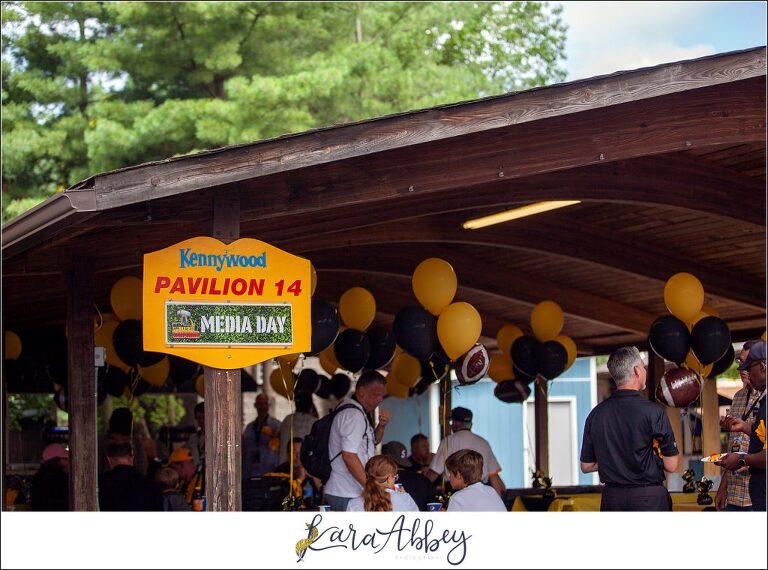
[95,320,131,373]
[390,353,421,388]
[110,276,143,321]
[412,258,457,316]
[195,374,205,398]
[437,302,482,361]
[318,349,338,375]
[339,287,376,331]
[488,353,514,383]
[138,357,170,387]
[270,366,295,400]
[4,330,22,360]
[762,330,767,341]
[277,352,301,365]
[687,311,710,332]
[684,350,712,377]
[310,264,317,296]
[701,303,720,318]
[530,300,564,342]
[386,375,410,399]
[663,273,704,323]
[496,324,524,357]
[555,334,577,370]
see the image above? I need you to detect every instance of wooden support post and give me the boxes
[204,368,242,511]
[2,357,8,511]
[204,192,242,511]
[701,376,720,476]
[68,257,98,511]
[534,377,549,477]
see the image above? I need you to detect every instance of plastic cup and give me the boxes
[318,504,331,512]
[427,502,442,512]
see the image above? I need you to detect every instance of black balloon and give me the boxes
[330,373,352,399]
[511,335,541,379]
[410,375,433,397]
[709,344,735,378]
[306,300,340,356]
[241,369,258,392]
[512,364,536,384]
[102,365,129,397]
[494,380,531,403]
[113,319,163,367]
[393,306,438,361]
[648,315,690,364]
[421,349,450,383]
[296,368,320,393]
[364,327,397,370]
[168,355,201,385]
[334,329,371,373]
[128,377,151,397]
[535,341,568,380]
[691,316,731,365]
[315,375,333,399]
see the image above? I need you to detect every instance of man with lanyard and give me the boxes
[324,370,390,512]
[580,346,679,511]
[715,339,763,511]
[242,392,282,478]
[719,340,767,511]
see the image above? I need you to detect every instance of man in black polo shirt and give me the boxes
[719,340,766,511]
[580,346,679,511]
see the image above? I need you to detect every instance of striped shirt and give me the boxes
[725,386,763,508]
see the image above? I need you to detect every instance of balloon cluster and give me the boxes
[490,301,576,403]
[94,277,201,402]
[648,273,733,407]
[388,258,489,399]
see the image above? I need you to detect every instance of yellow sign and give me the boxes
[143,236,311,369]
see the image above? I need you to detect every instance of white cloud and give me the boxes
[559,1,718,80]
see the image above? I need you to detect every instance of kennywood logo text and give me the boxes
[294,513,471,565]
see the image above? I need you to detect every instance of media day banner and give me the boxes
[143,236,311,369]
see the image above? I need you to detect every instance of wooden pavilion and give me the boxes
[2,47,765,511]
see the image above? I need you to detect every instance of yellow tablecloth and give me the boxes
[511,492,715,512]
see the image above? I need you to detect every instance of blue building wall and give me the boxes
[378,356,595,488]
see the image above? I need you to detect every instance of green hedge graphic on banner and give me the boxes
[166,302,293,346]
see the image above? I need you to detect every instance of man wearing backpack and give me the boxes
[323,370,389,511]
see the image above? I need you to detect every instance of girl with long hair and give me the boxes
[346,455,419,512]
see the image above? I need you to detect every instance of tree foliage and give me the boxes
[2,1,567,221]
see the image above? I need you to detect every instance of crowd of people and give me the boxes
[24,341,766,512]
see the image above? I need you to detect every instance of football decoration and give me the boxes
[494,379,531,403]
[455,344,489,386]
[655,367,702,408]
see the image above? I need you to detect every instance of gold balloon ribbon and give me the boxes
[295,523,319,561]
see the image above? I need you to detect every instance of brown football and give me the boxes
[655,367,702,407]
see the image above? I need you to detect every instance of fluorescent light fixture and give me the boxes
[462,201,581,230]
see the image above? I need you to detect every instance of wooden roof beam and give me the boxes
[310,245,656,334]
[277,214,765,310]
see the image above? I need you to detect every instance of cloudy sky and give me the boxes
[558,1,767,80]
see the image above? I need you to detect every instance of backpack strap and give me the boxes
[329,403,370,464]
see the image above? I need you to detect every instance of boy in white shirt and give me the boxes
[446,449,507,512]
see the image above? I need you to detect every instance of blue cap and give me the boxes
[739,340,766,371]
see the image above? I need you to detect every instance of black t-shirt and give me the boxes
[397,468,437,511]
[747,395,766,511]
[98,465,163,511]
[580,390,678,487]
